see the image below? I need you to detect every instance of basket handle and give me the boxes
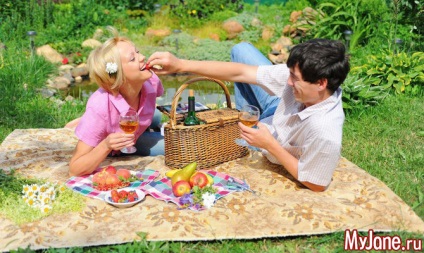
[169,76,233,128]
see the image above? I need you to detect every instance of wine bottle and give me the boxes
[184,89,200,126]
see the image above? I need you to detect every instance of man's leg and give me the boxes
[231,42,280,119]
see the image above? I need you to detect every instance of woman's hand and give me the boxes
[69,133,136,176]
[104,132,136,150]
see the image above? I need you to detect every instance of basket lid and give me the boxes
[197,108,239,123]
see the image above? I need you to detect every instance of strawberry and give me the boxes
[128,195,135,202]
[118,190,128,198]
[111,190,120,203]
[127,191,138,201]
[111,195,120,203]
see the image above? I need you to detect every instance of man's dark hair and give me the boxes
[287,39,350,93]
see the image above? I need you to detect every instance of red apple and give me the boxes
[189,172,208,188]
[104,165,117,175]
[172,180,191,197]
[116,169,131,180]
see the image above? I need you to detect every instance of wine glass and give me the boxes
[119,109,139,154]
[235,105,260,147]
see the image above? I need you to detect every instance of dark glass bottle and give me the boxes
[184,89,200,126]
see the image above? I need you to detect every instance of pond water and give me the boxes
[66,74,236,108]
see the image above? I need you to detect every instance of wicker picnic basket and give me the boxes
[163,77,248,168]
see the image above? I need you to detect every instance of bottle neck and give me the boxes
[187,96,196,115]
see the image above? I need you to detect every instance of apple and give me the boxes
[172,180,191,197]
[104,165,117,175]
[189,172,208,188]
[116,168,131,180]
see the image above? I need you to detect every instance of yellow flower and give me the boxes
[26,190,35,198]
[40,205,52,213]
[192,10,197,15]
[40,185,48,192]
[31,184,39,192]
[26,198,35,206]
[22,185,30,193]
[58,185,67,193]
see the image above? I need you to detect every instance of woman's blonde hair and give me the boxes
[87,26,133,95]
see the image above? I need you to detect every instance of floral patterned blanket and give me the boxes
[0,128,423,251]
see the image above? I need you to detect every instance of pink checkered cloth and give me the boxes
[66,169,250,211]
[65,168,159,200]
[143,170,250,211]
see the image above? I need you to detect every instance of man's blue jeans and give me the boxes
[231,42,280,120]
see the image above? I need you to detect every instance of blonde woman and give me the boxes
[68,27,164,176]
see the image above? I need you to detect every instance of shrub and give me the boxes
[342,75,390,111]
[351,51,424,94]
[168,0,243,22]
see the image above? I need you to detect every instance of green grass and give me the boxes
[342,94,424,219]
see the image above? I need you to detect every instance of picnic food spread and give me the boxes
[92,166,141,191]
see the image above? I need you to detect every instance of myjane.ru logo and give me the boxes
[344,229,422,251]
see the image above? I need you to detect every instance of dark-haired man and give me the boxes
[148,39,350,192]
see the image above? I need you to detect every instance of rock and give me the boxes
[271,36,293,52]
[209,33,220,41]
[82,39,102,49]
[283,24,296,35]
[268,50,289,64]
[65,95,75,102]
[145,28,171,38]
[222,20,244,39]
[74,76,83,83]
[63,72,74,83]
[59,64,74,72]
[251,17,262,27]
[289,10,302,23]
[262,26,274,41]
[76,63,87,69]
[71,66,89,78]
[93,28,103,40]
[50,76,71,90]
[38,87,56,98]
[36,45,63,63]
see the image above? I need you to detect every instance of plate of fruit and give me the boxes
[92,166,142,191]
[104,188,145,208]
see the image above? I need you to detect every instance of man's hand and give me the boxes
[238,121,274,149]
[147,52,182,75]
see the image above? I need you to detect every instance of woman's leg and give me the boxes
[231,42,280,119]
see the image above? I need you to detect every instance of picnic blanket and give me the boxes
[65,168,249,211]
[1,128,423,252]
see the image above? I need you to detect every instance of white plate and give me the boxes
[104,188,145,208]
